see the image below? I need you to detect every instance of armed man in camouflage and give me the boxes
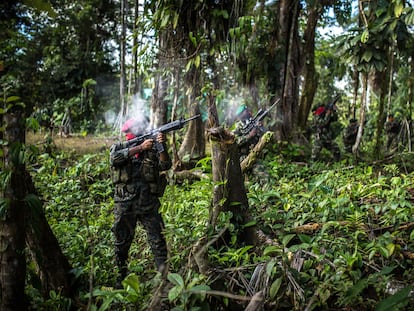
[109,118,172,288]
[385,114,400,152]
[311,100,341,162]
[233,105,266,158]
[343,118,359,153]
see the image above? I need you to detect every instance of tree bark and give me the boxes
[353,72,368,155]
[24,183,75,299]
[151,29,169,128]
[1,108,28,311]
[278,0,301,141]
[297,2,321,131]
[177,66,205,169]
[1,108,76,310]
[208,127,257,246]
[119,0,127,125]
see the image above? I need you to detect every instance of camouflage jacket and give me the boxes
[109,142,172,202]
[312,109,338,139]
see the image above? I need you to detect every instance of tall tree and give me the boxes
[1,104,27,311]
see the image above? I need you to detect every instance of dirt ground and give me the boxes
[26,131,118,154]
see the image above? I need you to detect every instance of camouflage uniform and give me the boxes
[110,140,171,286]
[385,115,400,151]
[234,119,266,157]
[343,119,359,153]
[311,107,341,161]
[233,106,266,158]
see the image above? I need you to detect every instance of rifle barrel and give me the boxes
[183,114,201,122]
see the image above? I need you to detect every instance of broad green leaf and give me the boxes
[168,285,182,302]
[194,55,200,68]
[173,12,179,29]
[123,274,140,293]
[282,234,295,247]
[168,273,185,287]
[185,59,193,72]
[243,220,257,228]
[386,243,395,256]
[265,259,277,276]
[298,234,312,244]
[361,50,373,62]
[394,3,404,17]
[404,9,414,25]
[161,15,169,28]
[375,286,412,311]
[361,29,369,43]
[263,246,279,257]
[6,96,20,103]
[269,277,282,299]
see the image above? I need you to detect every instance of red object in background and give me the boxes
[313,106,325,116]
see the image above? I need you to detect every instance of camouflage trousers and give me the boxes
[311,134,340,161]
[112,199,168,277]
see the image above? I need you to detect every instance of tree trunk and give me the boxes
[353,72,368,155]
[1,108,28,311]
[277,0,301,141]
[24,182,75,299]
[119,0,127,126]
[151,29,169,128]
[297,2,321,131]
[205,58,257,244]
[177,66,205,169]
[1,108,76,310]
[351,67,360,119]
[373,70,388,158]
[208,127,257,246]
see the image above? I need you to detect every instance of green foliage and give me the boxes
[167,271,210,309]
[26,139,414,310]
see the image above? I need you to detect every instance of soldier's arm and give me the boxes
[156,133,172,171]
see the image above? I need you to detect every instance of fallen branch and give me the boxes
[192,226,229,274]
[241,131,274,173]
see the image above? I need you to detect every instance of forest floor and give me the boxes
[26,131,117,154]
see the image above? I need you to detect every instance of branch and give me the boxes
[241,131,274,173]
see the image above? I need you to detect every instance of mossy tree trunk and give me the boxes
[298,2,321,132]
[0,107,27,311]
[277,0,301,140]
[1,108,76,309]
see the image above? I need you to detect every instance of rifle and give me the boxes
[121,114,201,152]
[239,99,280,136]
[325,95,340,112]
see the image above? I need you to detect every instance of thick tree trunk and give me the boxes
[298,2,320,131]
[1,109,76,310]
[208,127,257,246]
[373,70,388,158]
[278,0,301,140]
[24,182,75,299]
[177,67,206,168]
[151,31,169,128]
[1,108,28,311]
